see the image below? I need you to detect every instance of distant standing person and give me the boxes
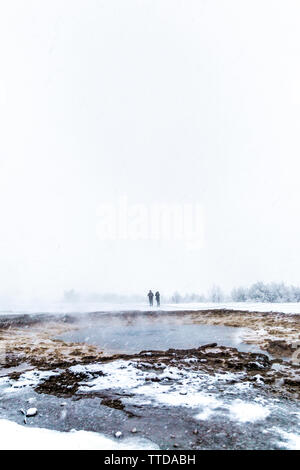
[155,291,160,307]
[148,290,154,307]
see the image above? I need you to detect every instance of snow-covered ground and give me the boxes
[1,301,300,315]
[0,419,159,450]
[0,359,299,450]
[66,359,300,449]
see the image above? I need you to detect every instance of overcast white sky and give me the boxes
[0,1,300,302]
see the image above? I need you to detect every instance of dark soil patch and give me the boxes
[35,370,87,397]
[265,340,293,356]
[101,398,125,410]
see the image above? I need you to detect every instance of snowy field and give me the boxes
[1,301,300,315]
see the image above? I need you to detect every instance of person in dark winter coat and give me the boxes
[155,291,160,307]
[148,290,154,306]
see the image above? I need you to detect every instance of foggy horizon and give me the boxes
[1,1,300,305]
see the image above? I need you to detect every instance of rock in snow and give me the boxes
[26,408,37,417]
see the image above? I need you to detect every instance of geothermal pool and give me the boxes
[57,318,265,355]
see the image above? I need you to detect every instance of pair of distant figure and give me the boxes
[147,290,160,307]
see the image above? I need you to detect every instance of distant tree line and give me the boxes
[170,285,224,303]
[231,282,300,303]
[170,282,300,303]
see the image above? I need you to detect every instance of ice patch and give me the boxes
[274,429,300,450]
[228,400,270,423]
[194,408,215,420]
